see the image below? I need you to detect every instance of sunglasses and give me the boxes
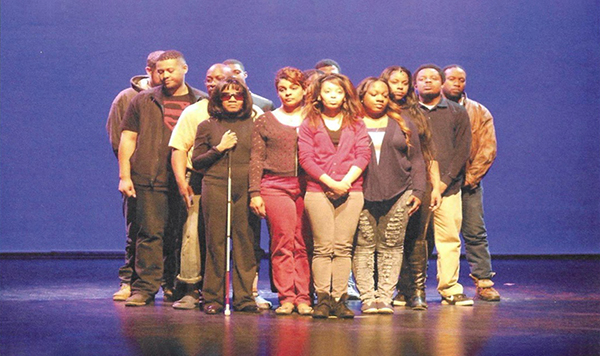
[220,92,244,101]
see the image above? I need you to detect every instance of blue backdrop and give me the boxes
[1,0,599,254]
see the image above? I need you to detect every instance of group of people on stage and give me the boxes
[106,51,499,318]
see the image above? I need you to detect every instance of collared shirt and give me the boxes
[419,97,471,196]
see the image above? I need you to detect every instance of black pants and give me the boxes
[130,185,185,297]
[118,195,137,285]
[201,178,258,310]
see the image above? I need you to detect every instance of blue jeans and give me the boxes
[461,183,494,280]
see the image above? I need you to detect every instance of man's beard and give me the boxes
[444,91,462,102]
[420,92,441,102]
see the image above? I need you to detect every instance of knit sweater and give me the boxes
[248,112,300,198]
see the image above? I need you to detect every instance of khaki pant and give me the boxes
[304,191,363,299]
[433,191,464,297]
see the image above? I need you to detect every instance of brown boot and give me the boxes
[332,294,354,319]
[312,293,331,319]
[470,274,500,301]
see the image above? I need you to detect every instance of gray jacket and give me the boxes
[106,75,151,156]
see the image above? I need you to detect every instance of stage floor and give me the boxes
[1,257,599,355]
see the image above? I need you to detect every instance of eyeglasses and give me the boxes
[220,92,244,101]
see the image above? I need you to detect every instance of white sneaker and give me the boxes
[255,295,272,310]
[361,301,378,314]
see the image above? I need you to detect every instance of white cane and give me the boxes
[224,151,233,316]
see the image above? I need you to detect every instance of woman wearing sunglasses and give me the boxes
[248,67,313,315]
[192,77,259,314]
[298,73,371,319]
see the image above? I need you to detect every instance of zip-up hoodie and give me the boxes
[106,75,151,156]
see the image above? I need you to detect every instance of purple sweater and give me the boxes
[298,118,371,193]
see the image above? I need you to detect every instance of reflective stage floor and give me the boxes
[1,257,598,355]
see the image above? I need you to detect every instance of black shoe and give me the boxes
[236,305,261,313]
[162,286,176,302]
[312,293,331,319]
[408,295,428,310]
[204,304,224,315]
[332,294,354,319]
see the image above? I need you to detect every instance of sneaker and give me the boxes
[172,294,200,310]
[377,301,394,314]
[393,293,407,307]
[112,284,131,301]
[254,295,272,310]
[441,294,474,306]
[125,294,153,307]
[275,302,295,315]
[360,300,378,314]
[296,303,313,316]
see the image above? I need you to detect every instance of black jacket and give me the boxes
[121,84,207,189]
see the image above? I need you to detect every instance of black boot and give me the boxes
[395,211,422,306]
[332,294,354,319]
[312,293,331,319]
[407,239,428,310]
[407,289,428,310]
[394,257,412,306]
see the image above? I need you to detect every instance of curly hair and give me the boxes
[207,77,254,120]
[275,66,308,90]
[303,73,362,129]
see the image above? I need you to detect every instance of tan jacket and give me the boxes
[461,95,497,188]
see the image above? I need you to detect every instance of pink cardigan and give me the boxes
[298,118,371,193]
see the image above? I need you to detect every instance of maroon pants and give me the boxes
[261,175,311,305]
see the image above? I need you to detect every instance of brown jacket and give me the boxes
[461,95,497,188]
